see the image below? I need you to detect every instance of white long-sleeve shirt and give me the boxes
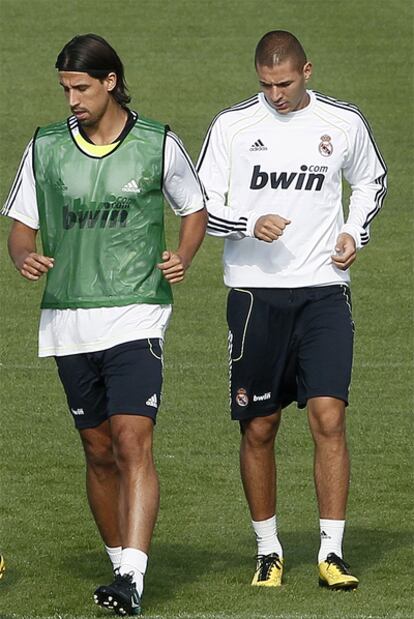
[197,90,387,288]
[2,115,205,356]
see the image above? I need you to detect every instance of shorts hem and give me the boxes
[297,392,349,409]
[231,406,281,422]
[73,417,108,431]
[108,410,157,423]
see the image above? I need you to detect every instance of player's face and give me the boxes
[58,71,117,126]
[256,60,312,114]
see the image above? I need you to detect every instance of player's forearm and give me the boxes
[8,220,54,281]
[198,135,249,239]
[343,175,387,248]
[8,220,37,270]
[176,208,208,266]
[205,198,250,239]
[343,118,387,249]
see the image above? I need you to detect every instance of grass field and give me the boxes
[0,0,413,618]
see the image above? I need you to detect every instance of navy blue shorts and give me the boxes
[227,285,354,421]
[55,339,163,430]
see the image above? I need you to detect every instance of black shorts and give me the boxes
[227,285,354,421]
[55,339,163,430]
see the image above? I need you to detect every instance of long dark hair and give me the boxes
[55,33,131,107]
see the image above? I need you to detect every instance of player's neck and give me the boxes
[82,102,129,145]
[295,91,310,111]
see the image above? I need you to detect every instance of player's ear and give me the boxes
[303,62,312,82]
[105,72,117,93]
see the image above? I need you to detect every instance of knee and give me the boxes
[242,415,280,449]
[82,435,116,472]
[313,423,346,445]
[308,400,347,442]
[112,422,154,471]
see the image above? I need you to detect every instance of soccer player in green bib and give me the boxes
[3,34,207,616]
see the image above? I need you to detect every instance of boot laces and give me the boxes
[255,553,282,578]
[326,553,351,575]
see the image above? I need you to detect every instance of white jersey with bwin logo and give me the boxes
[197,90,387,289]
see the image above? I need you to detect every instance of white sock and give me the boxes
[252,515,283,558]
[318,519,345,563]
[119,547,148,597]
[105,545,122,571]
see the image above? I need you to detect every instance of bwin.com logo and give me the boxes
[250,164,328,191]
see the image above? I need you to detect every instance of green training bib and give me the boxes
[34,116,173,309]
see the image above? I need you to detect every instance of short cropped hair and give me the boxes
[255,31,307,70]
[55,33,131,107]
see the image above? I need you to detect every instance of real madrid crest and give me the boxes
[319,135,333,157]
[236,387,249,407]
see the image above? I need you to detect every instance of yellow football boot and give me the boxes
[318,553,359,590]
[251,553,283,587]
[0,555,5,579]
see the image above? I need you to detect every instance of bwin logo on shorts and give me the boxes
[71,408,85,415]
[253,392,271,402]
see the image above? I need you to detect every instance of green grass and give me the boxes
[0,0,413,618]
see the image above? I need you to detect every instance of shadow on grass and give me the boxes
[144,541,247,607]
[0,527,408,617]
[62,548,114,582]
[131,526,408,606]
[2,524,396,617]
[280,526,408,571]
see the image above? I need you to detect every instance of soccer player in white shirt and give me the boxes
[2,34,207,616]
[197,30,387,590]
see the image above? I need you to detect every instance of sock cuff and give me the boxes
[251,515,282,558]
[105,544,122,554]
[121,547,148,574]
[252,515,277,527]
[319,519,345,529]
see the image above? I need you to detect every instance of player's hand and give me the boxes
[157,250,189,284]
[254,214,291,242]
[331,233,356,270]
[18,252,54,281]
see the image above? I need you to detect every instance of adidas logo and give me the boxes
[54,178,68,191]
[122,179,141,193]
[320,530,332,539]
[249,139,267,151]
[146,394,158,408]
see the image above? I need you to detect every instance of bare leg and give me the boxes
[80,420,121,547]
[110,415,159,553]
[307,397,349,519]
[240,410,282,521]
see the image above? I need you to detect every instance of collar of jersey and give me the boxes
[260,90,315,121]
[67,111,138,158]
